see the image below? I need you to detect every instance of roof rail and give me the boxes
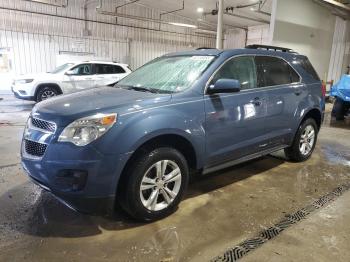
[196,47,217,50]
[246,44,297,53]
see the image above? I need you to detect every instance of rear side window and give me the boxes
[298,57,320,81]
[113,65,126,73]
[255,56,300,87]
[211,56,257,90]
[96,64,126,74]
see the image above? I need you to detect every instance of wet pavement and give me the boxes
[0,94,350,261]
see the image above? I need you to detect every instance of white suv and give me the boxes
[12,61,131,102]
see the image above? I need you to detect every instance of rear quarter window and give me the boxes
[96,64,126,74]
[298,57,320,81]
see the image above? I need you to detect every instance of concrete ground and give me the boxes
[0,94,350,262]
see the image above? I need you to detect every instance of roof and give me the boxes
[164,46,302,60]
[70,61,129,66]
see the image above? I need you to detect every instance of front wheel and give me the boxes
[36,86,59,102]
[285,118,318,162]
[118,147,189,221]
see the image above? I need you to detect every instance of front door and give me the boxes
[204,56,269,168]
[63,63,94,92]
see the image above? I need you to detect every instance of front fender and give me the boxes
[93,101,206,168]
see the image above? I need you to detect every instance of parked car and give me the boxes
[12,61,131,102]
[21,45,325,221]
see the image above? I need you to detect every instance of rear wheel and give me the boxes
[36,86,59,102]
[118,147,189,221]
[285,118,318,162]
[331,98,346,120]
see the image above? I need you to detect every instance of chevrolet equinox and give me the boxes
[21,45,325,221]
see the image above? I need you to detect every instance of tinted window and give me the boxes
[96,64,125,74]
[113,65,126,73]
[70,64,92,75]
[255,56,300,87]
[211,56,257,90]
[298,57,320,81]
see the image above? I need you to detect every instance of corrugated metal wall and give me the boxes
[0,0,216,79]
[224,29,246,49]
[327,16,348,83]
[246,24,270,46]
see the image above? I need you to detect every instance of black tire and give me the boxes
[36,86,59,102]
[284,118,318,162]
[331,98,346,120]
[118,147,189,221]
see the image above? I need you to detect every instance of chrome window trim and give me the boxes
[204,53,303,95]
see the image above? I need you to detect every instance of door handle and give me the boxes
[250,97,262,106]
[294,89,302,96]
[293,86,303,96]
[84,77,92,80]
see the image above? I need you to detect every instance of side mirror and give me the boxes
[208,79,241,94]
[65,70,75,76]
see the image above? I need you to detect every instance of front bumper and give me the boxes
[21,145,129,214]
[12,85,35,100]
[21,116,133,214]
[25,170,115,214]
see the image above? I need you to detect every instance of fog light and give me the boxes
[19,90,27,95]
[55,170,88,191]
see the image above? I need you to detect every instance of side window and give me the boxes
[211,56,257,90]
[96,64,126,74]
[255,56,300,87]
[96,64,113,74]
[69,64,92,75]
[298,57,320,81]
[113,65,126,74]
[290,66,300,83]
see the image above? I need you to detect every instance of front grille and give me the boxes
[31,117,56,133]
[24,139,47,157]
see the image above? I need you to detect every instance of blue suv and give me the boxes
[21,45,325,221]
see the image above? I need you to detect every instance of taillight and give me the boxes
[321,81,326,97]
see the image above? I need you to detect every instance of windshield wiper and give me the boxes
[117,84,174,94]
[129,86,154,93]
[119,85,158,93]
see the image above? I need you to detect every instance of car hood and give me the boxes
[32,87,171,126]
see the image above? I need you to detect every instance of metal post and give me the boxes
[216,0,224,49]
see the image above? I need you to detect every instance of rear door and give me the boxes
[255,56,303,147]
[95,64,127,87]
[204,56,270,167]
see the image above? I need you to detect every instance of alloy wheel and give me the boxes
[140,160,182,211]
[299,124,315,156]
[41,90,56,100]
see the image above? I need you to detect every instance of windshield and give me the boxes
[49,63,74,74]
[118,55,215,93]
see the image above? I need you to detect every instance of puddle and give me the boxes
[321,145,350,167]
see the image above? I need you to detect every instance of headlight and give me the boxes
[15,79,34,84]
[58,113,117,146]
